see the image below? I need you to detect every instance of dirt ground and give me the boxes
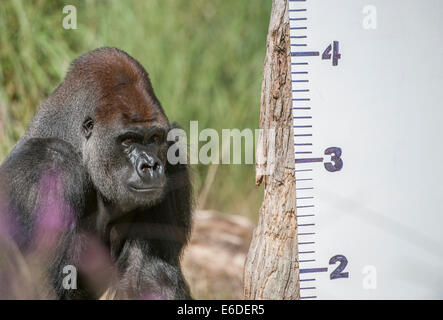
[182,210,254,299]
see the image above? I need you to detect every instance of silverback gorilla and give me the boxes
[0,47,192,299]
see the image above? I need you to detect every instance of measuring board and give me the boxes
[289,0,443,299]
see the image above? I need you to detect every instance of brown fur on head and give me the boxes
[66,47,168,127]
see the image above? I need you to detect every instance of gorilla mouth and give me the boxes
[128,185,163,193]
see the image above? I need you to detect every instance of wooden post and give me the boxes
[243,0,299,299]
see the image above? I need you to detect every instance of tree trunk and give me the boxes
[243,0,299,300]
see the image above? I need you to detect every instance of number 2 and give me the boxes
[329,255,349,280]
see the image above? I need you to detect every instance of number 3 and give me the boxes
[324,147,343,172]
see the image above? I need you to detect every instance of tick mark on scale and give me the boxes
[300,268,328,274]
[292,51,319,57]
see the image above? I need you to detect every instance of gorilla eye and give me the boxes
[122,138,133,146]
[82,118,94,139]
[148,134,161,144]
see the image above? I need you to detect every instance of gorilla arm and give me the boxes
[0,138,97,299]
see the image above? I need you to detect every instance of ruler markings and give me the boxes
[295,157,323,163]
[290,0,328,299]
[292,51,319,57]
[294,134,312,138]
[300,268,328,274]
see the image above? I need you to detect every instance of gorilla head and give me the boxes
[28,48,173,211]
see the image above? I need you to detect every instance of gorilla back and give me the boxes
[0,47,192,299]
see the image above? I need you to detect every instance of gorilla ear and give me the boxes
[82,117,94,139]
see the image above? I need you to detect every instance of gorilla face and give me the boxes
[83,118,170,211]
[117,124,168,201]
[78,52,171,212]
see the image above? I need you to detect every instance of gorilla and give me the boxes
[0,47,192,299]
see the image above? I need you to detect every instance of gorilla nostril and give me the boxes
[140,163,149,173]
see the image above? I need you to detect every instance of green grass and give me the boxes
[0,0,270,219]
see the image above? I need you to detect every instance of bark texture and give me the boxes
[243,0,299,300]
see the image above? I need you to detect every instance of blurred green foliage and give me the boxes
[0,0,270,218]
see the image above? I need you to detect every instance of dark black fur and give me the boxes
[0,48,192,299]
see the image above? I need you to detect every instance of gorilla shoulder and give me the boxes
[0,138,92,247]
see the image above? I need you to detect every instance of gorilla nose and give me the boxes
[136,156,164,181]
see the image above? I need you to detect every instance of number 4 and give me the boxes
[322,41,341,66]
